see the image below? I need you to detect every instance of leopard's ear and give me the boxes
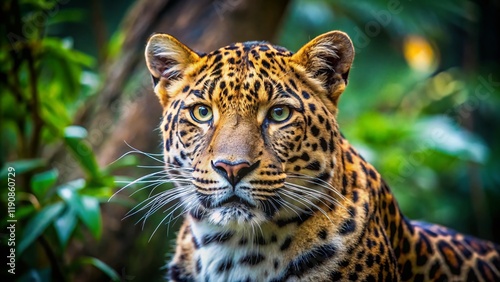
[145,34,200,107]
[292,31,354,107]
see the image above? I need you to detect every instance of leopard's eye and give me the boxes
[268,105,291,122]
[191,105,213,123]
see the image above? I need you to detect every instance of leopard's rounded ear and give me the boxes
[145,34,200,107]
[292,31,354,106]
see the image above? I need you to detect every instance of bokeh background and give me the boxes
[1,0,499,281]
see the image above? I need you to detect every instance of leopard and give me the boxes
[143,30,500,281]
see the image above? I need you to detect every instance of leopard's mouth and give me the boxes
[192,189,281,227]
[191,192,271,227]
[218,195,255,208]
[196,190,256,209]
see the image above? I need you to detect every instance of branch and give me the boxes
[26,47,43,158]
[39,235,67,282]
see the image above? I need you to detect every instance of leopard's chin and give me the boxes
[188,193,286,230]
[205,204,268,229]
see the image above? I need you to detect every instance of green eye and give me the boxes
[191,105,213,123]
[268,106,291,122]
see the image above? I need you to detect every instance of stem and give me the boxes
[27,46,43,158]
[39,236,67,282]
[3,0,29,158]
[3,72,28,158]
[91,0,108,64]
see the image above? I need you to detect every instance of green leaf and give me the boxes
[1,91,19,120]
[41,98,72,133]
[54,205,78,249]
[57,178,86,195]
[74,257,120,281]
[31,169,59,199]
[18,202,65,255]
[16,205,36,221]
[57,180,102,239]
[57,180,84,200]
[17,268,51,282]
[107,30,125,60]
[64,124,88,138]
[80,71,100,98]
[47,9,86,26]
[64,126,101,179]
[79,196,102,239]
[80,185,114,201]
[20,0,57,10]
[0,159,45,180]
[416,116,489,163]
[42,37,95,69]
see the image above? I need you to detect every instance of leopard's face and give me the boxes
[146,32,354,231]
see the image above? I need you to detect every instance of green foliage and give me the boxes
[63,127,102,179]
[0,1,132,281]
[69,257,120,281]
[17,202,65,256]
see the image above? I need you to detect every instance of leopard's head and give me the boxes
[145,31,354,230]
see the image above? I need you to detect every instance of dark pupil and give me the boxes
[199,107,208,117]
[274,108,283,117]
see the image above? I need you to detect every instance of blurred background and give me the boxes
[1,0,499,281]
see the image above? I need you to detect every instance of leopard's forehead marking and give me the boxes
[184,42,295,116]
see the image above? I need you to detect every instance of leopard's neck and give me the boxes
[187,217,299,281]
[334,136,413,264]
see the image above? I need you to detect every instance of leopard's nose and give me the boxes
[212,160,258,187]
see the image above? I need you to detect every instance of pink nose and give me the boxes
[212,161,251,186]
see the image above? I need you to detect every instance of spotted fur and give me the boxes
[144,31,500,281]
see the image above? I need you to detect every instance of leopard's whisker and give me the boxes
[129,178,171,197]
[161,193,196,229]
[121,141,165,163]
[110,169,171,201]
[169,200,193,224]
[137,165,194,173]
[278,189,335,226]
[287,173,349,202]
[140,192,193,235]
[125,186,189,219]
[149,194,196,242]
[274,193,303,218]
[141,189,193,220]
[284,185,337,212]
[284,181,340,204]
[277,190,315,214]
[284,182,349,213]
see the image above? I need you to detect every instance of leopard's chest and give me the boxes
[195,242,284,281]
[190,223,291,282]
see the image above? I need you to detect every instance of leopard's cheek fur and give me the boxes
[162,99,199,168]
[285,109,338,179]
